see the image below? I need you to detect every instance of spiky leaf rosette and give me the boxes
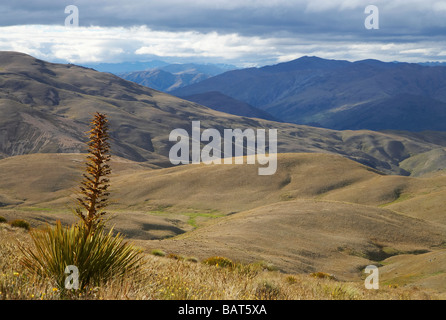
[20,221,144,291]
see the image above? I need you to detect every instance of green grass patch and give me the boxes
[150,249,166,257]
[381,273,427,287]
[145,209,224,229]
[184,212,225,228]
[379,193,413,207]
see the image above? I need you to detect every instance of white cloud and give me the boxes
[0,25,281,64]
[433,2,446,12]
[0,24,445,66]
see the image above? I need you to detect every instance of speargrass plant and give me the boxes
[20,221,144,291]
[20,113,144,292]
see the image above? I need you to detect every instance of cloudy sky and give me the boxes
[0,0,445,67]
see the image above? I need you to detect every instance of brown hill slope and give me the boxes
[139,199,445,280]
[379,249,446,292]
[1,152,446,286]
[1,51,446,175]
[2,153,446,223]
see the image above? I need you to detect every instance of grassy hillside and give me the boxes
[1,224,441,300]
[1,152,446,295]
[140,199,444,279]
[3,152,446,222]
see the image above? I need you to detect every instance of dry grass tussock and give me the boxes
[0,224,439,300]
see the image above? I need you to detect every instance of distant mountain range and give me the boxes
[118,63,236,92]
[117,63,281,121]
[92,61,279,121]
[2,51,446,176]
[83,60,237,94]
[172,56,446,132]
[83,60,170,74]
[419,62,446,67]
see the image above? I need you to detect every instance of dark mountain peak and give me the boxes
[353,59,407,70]
[298,55,327,62]
[261,55,351,73]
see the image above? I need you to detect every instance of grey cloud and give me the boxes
[0,1,445,65]
[0,0,444,39]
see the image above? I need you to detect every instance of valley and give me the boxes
[1,51,446,298]
[1,152,446,293]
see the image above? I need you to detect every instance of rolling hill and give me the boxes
[144,199,444,279]
[1,152,446,287]
[172,56,446,131]
[2,152,446,224]
[2,51,446,176]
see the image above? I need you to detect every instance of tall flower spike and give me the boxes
[76,112,111,235]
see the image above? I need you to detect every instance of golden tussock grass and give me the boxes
[0,224,439,300]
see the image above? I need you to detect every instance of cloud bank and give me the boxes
[0,0,445,65]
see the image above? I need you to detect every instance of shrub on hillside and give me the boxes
[166,253,185,260]
[185,256,199,263]
[310,272,337,280]
[254,280,283,300]
[0,216,7,223]
[202,256,235,269]
[151,249,166,257]
[9,219,30,231]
